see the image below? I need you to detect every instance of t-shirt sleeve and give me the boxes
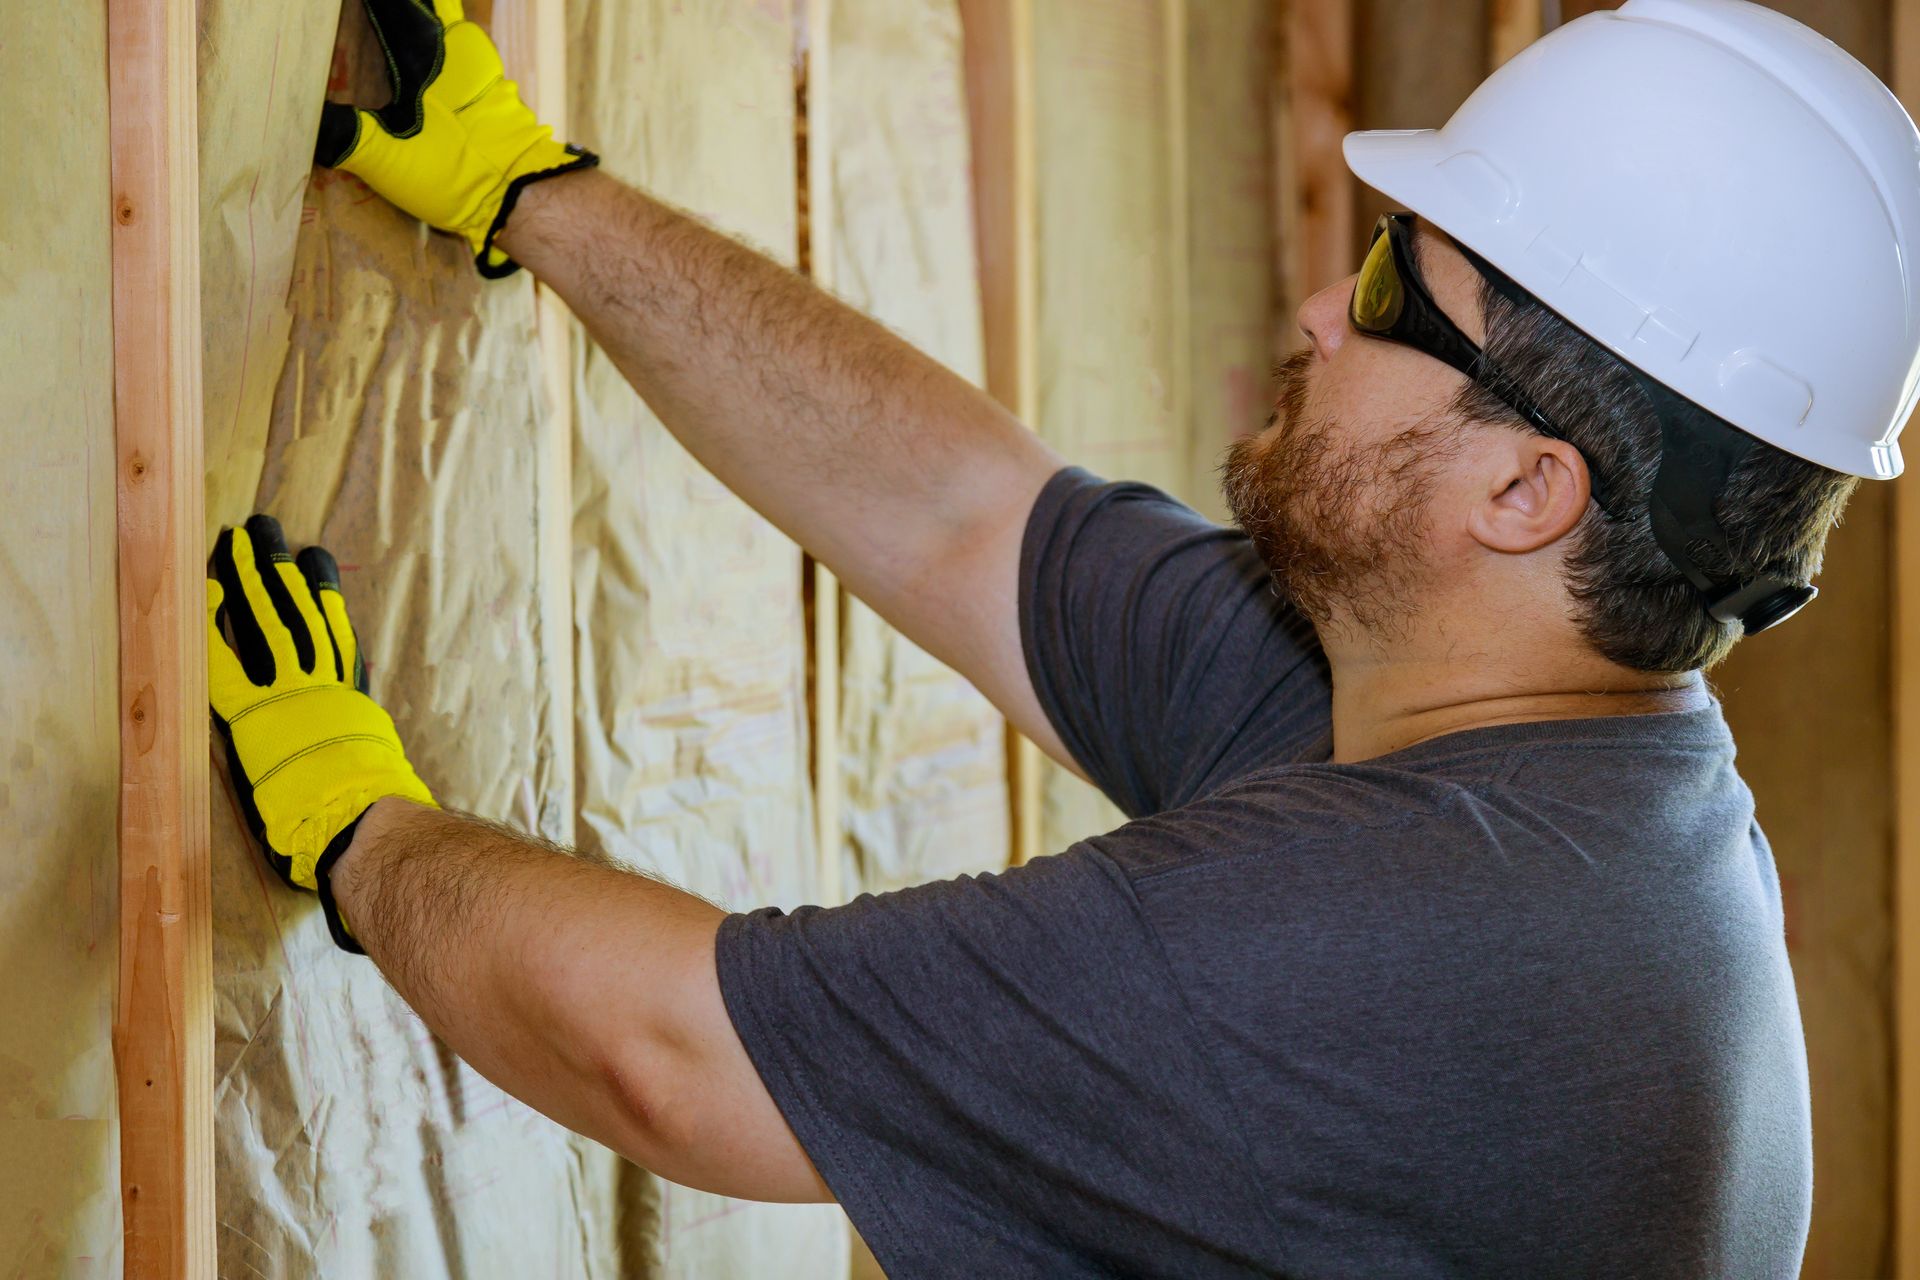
[1020,466,1331,817]
[715,847,1278,1277]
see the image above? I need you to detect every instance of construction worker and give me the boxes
[207,0,1920,1273]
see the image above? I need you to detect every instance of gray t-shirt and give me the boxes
[716,466,1812,1278]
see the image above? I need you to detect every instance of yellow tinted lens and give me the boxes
[1352,229,1404,332]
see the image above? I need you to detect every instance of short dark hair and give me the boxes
[1452,280,1859,674]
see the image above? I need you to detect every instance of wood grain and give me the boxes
[1277,0,1355,336]
[959,0,1045,866]
[1711,6,1895,1275]
[1487,0,1542,67]
[1894,3,1920,1269]
[107,0,214,1272]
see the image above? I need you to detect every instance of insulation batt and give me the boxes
[0,4,122,1274]
[825,0,1011,895]
[202,1,627,1274]
[568,0,851,1273]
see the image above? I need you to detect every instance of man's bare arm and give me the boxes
[332,796,832,1203]
[497,170,1078,772]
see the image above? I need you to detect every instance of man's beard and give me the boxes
[1221,350,1452,637]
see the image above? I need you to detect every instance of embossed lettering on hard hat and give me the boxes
[1718,349,1814,427]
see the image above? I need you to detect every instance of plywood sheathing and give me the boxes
[0,5,124,1272]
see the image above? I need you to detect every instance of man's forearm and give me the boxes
[329,798,764,1188]
[496,169,1060,685]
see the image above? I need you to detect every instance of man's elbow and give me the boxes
[593,1028,833,1204]
[591,1030,699,1171]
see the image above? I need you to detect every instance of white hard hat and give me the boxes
[1343,0,1920,481]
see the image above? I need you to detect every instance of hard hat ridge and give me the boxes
[1343,0,1920,482]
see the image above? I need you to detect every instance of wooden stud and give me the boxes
[1555,0,1618,23]
[1488,0,1543,68]
[1164,0,1193,515]
[1895,4,1920,1271]
[107,0,215,1273]
[959,0,1044,866]
[1275,0,1355,338]
[799,0,846,903]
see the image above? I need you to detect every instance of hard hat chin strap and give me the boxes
[1640,380,1817,635]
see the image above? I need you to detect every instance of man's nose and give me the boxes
[1296,275,1357,361]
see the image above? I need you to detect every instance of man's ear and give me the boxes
[1465,433,1592,554]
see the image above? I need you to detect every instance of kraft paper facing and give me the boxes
[0,6,122,1275]
[1031,0,1184,851]
[826,0,1011,895]
[1028,0,1276,854]
[568,0,853,1273]
[1184,0,1276,524]
[203,3,640,1275]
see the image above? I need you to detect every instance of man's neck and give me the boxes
[1320,622,1710,764]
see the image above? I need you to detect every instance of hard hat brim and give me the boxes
[1341,127,1907,481]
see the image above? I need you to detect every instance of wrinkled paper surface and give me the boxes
[0,5,122,1275]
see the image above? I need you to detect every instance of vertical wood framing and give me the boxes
[1488,0,1543,68]
[1275,0,1355,336]
[800,0,846,904]
[1895,5,1920,1270]
[107,0,214,1273]
[490,0,578,846]
[1555,0,1618,23]
[1163,0,1193,523]
[959,0,1044,866]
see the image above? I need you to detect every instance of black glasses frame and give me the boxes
[1351,213,1616,515]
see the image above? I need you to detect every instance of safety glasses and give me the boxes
[1350,212,1615,515]
[1347,212,1816,632]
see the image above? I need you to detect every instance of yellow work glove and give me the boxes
[315,0,598,277]
[208,515,437,952]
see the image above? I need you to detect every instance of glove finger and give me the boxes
[296,545,358,688]
[430,0,468,27]
[315,101,366,168]
[210,527,279,686]
[205,578,254,719]
[243,515,321,676]
[362,0,447,136]
[274,554,334,682]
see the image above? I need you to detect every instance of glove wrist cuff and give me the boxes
[314,814,370,955]
[475,145,602,279]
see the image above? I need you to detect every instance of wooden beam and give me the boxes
[1554,0,1618,24]
[1894,5,1920,1273]
[959,0,1044,866]
[107,0,214,1273]
[1488,0,1542,68]
[799,0,846,903]
[1275,0,1355,338]
[1163,0,1192,512]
